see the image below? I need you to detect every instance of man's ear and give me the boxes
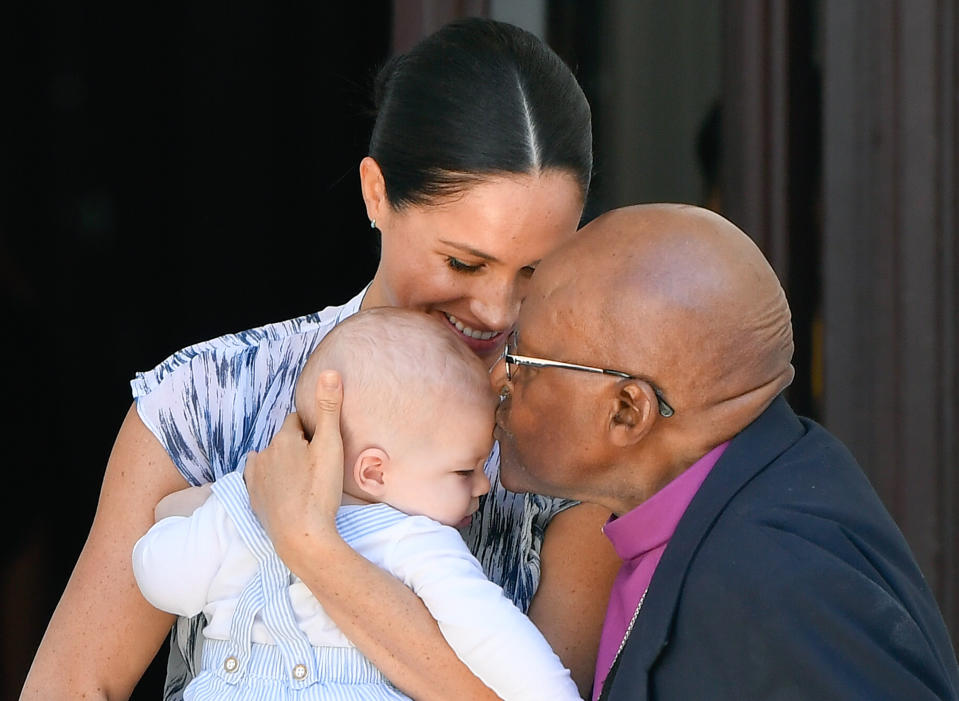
[608,381,657,447]
[353,447,390,499]
[359,156,389,225]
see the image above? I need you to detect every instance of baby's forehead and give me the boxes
[425,384,497,428]
[307,318,494,408]
[385,370,493,405]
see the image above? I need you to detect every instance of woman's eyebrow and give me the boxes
[438,240,543,269]
[439,239,501,264]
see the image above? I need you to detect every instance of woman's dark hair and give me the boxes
[370,18,592,208]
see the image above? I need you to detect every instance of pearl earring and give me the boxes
[370,219,376,229]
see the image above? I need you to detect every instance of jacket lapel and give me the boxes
[601,396,805,700]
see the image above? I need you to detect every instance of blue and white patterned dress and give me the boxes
[131,287,576,701]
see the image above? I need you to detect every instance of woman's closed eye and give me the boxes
[446,256,483,273]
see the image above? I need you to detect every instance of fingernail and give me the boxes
[320,370,340,389]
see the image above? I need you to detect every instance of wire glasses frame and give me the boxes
[503,332,675,418]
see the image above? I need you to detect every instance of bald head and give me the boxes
[296,307,493,457]
[534,204,794,445]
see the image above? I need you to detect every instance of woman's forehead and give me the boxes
[412,174,581,250]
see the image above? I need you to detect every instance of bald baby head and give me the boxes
[533,204,794,445]
[296,308,494,457]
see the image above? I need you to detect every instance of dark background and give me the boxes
[4,3,390,696]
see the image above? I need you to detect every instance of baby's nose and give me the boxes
[474,469,492,497]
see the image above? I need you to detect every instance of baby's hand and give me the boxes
[154,483,213,521]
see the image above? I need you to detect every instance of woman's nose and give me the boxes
[470,276,520,331]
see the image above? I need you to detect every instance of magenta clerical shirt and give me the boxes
[591,442,729,699]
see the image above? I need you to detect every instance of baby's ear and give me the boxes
[353,447,390,498]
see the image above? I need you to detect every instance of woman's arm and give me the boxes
[527,503,621,698]
[21,404,190,701]
[244,371,500,701]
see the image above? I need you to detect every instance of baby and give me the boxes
[133,308,581,700]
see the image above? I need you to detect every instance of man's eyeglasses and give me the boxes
[503,332,675,418]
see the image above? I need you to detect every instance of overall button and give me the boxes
[224,656,239,673]
[292,663,308,680]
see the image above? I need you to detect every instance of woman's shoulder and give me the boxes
[131,287,367,398]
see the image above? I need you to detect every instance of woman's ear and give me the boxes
[352,447,391,499]
[359,156,389,225]
[608,381,657,448]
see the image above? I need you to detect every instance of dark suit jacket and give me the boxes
[600,396,959,700]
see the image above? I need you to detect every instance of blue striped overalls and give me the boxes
[184,472,411,700]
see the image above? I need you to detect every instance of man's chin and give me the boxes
[496,446,528,493]
[498,447,545,495]
[498,465,527,494]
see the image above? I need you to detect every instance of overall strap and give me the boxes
[212,573,264,685]
[211,471,318,690]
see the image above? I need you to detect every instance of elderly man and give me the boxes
[240,203,957,701]
[493,204,959,700]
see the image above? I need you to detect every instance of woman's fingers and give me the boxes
[309,370,344,475]
[243,413,307,533]
[243,371,346,568]
[275,412,309,450]
[301,370,346,528]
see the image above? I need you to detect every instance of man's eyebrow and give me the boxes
[439,239,502,264]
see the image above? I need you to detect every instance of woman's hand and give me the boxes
[243,370,499,700]
[244,370,345,570]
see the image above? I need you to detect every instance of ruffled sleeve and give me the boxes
[131,294,365,486]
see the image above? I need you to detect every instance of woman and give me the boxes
[23,18,619,700]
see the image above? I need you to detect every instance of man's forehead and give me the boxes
[517,277,594,351]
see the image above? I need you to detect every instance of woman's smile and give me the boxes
[363,170,584,365]
[446,313,499,341]
[443,312,506,356]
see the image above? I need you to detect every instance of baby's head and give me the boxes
[295,308,495,527]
